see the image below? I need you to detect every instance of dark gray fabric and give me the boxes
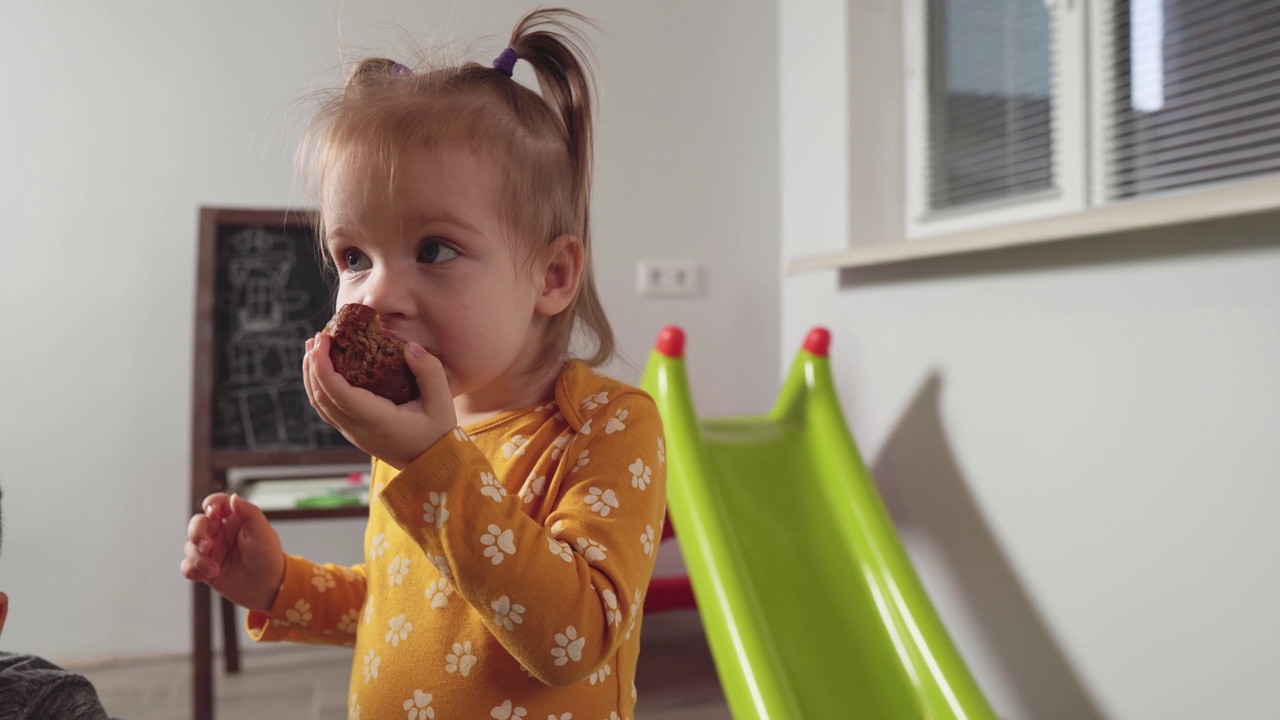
[0,652,113,720]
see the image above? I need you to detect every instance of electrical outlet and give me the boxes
[637,261,702,297]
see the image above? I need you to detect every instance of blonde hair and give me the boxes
[301,8,614,367]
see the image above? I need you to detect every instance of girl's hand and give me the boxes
[304,333,457,470]
[181,493,285,612]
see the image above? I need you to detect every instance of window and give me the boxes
[926,0,1055,210]
[906,0,1280,238]
[1098,0,1280,201]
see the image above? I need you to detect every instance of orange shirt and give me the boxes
[247,360,668,720]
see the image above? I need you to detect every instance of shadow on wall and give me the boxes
[870,373,1108,720]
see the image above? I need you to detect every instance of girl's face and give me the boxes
[323,143,556,422]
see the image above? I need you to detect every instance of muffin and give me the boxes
[322,303,420,405]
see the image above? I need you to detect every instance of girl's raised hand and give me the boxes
[181,493,285,612]
[304,333,457,470]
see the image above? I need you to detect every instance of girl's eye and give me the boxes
[418,240,459,265]
[339,249,369,272]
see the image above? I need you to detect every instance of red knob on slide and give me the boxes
[803,327,831,357]
[655,326,686,358]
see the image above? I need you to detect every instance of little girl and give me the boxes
[180,8,667,719]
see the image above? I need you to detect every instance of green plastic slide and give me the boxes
[640,326,998,720]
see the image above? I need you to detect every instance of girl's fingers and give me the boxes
[186,514,217,555]
[305,338,344,427]
[308,336,366,428]
[194,493,244,565]
[404,342,454,419]
[302,338,324,418]
[302,340,321,414]
[182,541,220,581]
[200,493,233,525]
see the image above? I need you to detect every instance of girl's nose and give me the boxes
[361,266,414,319]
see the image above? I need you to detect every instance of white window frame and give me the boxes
[904,0,1089,239]
[787,0,1280,274]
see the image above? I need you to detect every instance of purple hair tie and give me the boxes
[390,62,413,75]
[492,47,518,77]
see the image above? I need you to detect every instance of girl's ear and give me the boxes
[534,234,584,317]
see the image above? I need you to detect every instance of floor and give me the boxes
[69,610,732,720]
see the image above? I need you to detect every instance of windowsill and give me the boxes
[787,174,1280,274]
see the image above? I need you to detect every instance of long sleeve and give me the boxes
[245,555,367,647]
[378,388,667,686]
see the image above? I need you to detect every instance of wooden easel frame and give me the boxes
[190,207,368,720]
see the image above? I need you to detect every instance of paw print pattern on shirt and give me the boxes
[578,418,593,435]
[426,579,453,610]
[370,533,389,559]
[626,590,642,640]
[285,600,312,627]
[427,553,452,578]
[585,487,619,516]
[502,434,530,459]
[547,535,574,563]
[311,567,335,592]
[551,626,586,666]
[337,608,359,635]
[548,714,572,720]
[535,401,565,422]
[446,640,477,676]
[363,598,375,625]
[629,459,652,490]
[491,700,527,720]
[576,537,607,564]
[480,472,507,502]
[572,450,590,473]
[550,433,570,460]
[362,649,381,684]
[605,409,628,434]
[580,392,609,412]
[658,436,666,465]
[388,555,410,586]
[422,492,449,527]
[403,689,435,720]
[588,662,612,685]
[492,595,526,631]
[386,613,413,647]
[481,524,517,565]
[603,589,622,626]
[641,525,655,556]
[453,428,472,442]
[348,693,361,720]
[519,472,547,504]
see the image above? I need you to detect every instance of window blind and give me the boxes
[1105,0,1280,199]
[925,0,1057,212]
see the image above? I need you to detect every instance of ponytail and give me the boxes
[504,8,614,368]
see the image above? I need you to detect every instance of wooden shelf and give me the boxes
[263,506,369,521]
[211,449,369,470]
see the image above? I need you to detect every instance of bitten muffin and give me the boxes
[322,303,420,405]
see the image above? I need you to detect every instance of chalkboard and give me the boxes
[192,208,367,472]
[210,221,349,451]
[189,208,370,720]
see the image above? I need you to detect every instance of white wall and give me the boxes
[0,0,779,660]
[782,1,1280,720]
